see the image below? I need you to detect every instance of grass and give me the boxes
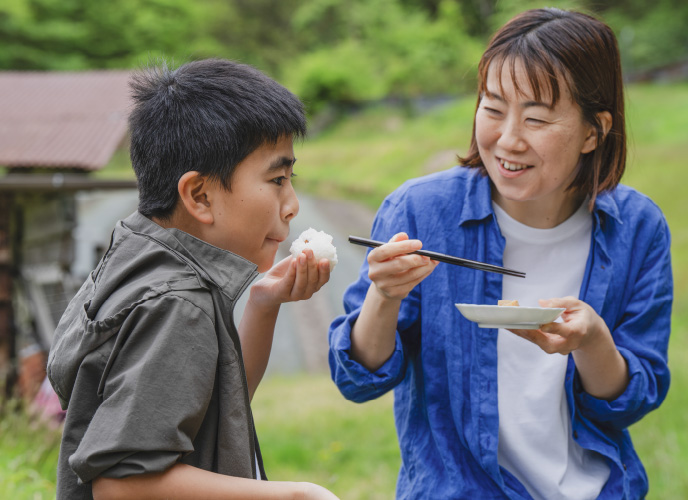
[252,376,399,499]
[293,97,477,208]
[623,83,688,306]
[0,400,61,499]
[2,82,687,498]
[620,84,688,497]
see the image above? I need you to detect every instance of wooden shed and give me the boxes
[0,70,137,398]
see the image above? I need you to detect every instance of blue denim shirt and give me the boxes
[329,167,673,499]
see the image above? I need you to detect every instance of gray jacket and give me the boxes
[47,212,263,499]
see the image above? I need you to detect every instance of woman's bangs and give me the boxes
[481,47,563,108]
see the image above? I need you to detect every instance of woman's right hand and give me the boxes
[350,232,437,371]
[367,232,438,301]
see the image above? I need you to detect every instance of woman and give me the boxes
[328,8,672,499]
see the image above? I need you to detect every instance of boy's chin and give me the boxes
[255,253,278,273]
[256,262,272,273]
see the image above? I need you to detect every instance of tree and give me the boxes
[0,0,215,70]
[284,0,483,113]
[593,0,688,74]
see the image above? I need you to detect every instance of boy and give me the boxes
[47,59,339,499]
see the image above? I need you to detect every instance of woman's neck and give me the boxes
[492,191,587,229]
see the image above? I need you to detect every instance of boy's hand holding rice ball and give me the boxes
[290,227,338,271]
[249,228,337,306]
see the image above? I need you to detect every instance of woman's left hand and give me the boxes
[508,296,609,356]
[509,296,629,399]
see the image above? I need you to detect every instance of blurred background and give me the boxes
[1,0,686,498]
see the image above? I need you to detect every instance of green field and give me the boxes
[2,82,687,498]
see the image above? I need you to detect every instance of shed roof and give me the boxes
[0,70,132,171]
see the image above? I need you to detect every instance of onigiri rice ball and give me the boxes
[290,227,338,271]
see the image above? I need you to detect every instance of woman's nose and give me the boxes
[497,118,527,152]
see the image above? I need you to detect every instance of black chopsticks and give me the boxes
[348,236,526,278]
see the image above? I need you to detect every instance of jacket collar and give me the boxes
[122,212,258,299]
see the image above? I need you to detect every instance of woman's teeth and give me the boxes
[500,159,530,171]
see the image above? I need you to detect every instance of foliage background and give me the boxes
[2,0,687,112]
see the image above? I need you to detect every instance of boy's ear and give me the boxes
[177,171,214,225]
[581,111,613,154]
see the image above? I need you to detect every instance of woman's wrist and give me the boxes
[572,318,629,400]
[576,314,613,356]
[349,283,402,371]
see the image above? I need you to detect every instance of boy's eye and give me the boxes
[272,172,297,186]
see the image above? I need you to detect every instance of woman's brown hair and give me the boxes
[458,8,626,207]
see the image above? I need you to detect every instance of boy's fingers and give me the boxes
[286,256,298,282]
[289,253,308,298]
[274,257,297,296]
[317,259,331,288]
[287,251,334,300]
[305,250,319,287]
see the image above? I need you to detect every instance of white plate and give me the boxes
[455,304,565,330]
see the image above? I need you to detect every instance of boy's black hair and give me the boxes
[128,58,307,219]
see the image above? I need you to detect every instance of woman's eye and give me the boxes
[526,117,547,125]
[481,106,503,117]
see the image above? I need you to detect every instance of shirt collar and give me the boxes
[122,212,258,297]
[592,190,623,225]
[456,168,623,227]
[457,169,495,225]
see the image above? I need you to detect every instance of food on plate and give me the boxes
[290,227,338,271]
[498,300,520,306]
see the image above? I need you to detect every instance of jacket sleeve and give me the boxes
[574,215,673,429]
[328,196,422,403]
[69,293,218,483]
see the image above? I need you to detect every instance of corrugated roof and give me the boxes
[0,70,132,171]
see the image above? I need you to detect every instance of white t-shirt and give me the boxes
[494,201,610,500]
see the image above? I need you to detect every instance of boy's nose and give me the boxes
[282,186,299,222]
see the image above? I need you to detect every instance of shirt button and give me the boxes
[623,463,627,470]
[573,430,578,439]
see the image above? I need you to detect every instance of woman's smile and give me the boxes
[498,157,533,174]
